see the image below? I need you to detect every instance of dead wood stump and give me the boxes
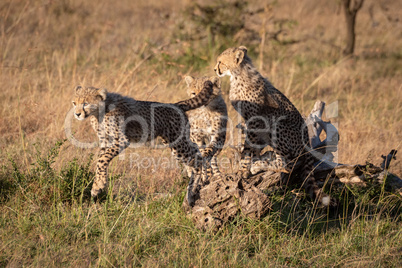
[188,174,272,231]
[186,100,401,230]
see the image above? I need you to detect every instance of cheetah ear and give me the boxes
[184,76,194,87]
[97,88,107,101]
[238,46,248,53]
[210,76,221,88]
[235,47,247,66]
[75,85,83,93]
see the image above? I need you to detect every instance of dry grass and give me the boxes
[0,0,401,266]
[0,0,400,173]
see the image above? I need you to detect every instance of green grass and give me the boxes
[1,141,401,267]
[1,0,401,266]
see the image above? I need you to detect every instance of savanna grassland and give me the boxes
[1,0,401,266]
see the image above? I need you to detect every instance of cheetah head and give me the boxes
[184,76,221,98]
[72,86,107,121]
[214,46,248,78]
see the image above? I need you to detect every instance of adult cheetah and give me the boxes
[71,81,217,205]
[214,46,330,206]
[184,76,228,178]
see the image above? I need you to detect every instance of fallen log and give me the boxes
[313,151,402,194]
[186,100,401,230]
[189,174,272,231]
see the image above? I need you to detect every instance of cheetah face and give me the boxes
[214,46,248,78]
[214,58,231,78]
[185,76,221,98]
[72,86,107,121]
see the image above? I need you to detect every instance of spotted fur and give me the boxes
[214,46,330,206]
[184,76,228,178]
[71,81,217,205]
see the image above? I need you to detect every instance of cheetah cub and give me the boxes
[184,76,228,178]
[71,81,217,205]
[214,46,331,206]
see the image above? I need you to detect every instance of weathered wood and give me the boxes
[313,153,402,194]
[306,100,325,149]
[187,100,401,230]
[306,100,339,162]
[189,175,272,231]
[303,101,401,192]
[381,150,397,170]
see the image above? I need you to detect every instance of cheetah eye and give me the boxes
[72,101,76,106]
[191,92,196,97]
[83,102,88,107]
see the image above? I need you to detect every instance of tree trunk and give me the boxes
[342,0,364,56]
[343,7,356,55]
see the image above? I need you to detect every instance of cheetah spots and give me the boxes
[185,76,228,177]
[73,85,215,202]
[215,46,331,205]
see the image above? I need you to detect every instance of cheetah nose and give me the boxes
[75,112,81,117]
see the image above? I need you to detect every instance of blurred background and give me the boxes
[1,0,401,192]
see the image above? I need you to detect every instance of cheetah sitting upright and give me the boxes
[214,46,330,206]
[184,76,228,178]
[71,81,217,205]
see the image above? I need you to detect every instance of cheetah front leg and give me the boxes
[91,119,130,198]
[185,150,204,207]
[92,143,129,198]
[192,133,220,184]
[188,133,206,178]
[210,155,220,176]
[201,133,226,178]
[92,116,108,158]
[237,130,262,179]
[180,145,204,207]
[185,163,203,207]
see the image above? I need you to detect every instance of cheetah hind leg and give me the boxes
[185,167,203,207]
[198,146,213,185]
[301,154,336,207]
[237,136,267,179]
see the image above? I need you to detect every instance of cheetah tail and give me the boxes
[302,153,333,207]
[175,81,214,112]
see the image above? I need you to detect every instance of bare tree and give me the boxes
[341,0,365,56]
